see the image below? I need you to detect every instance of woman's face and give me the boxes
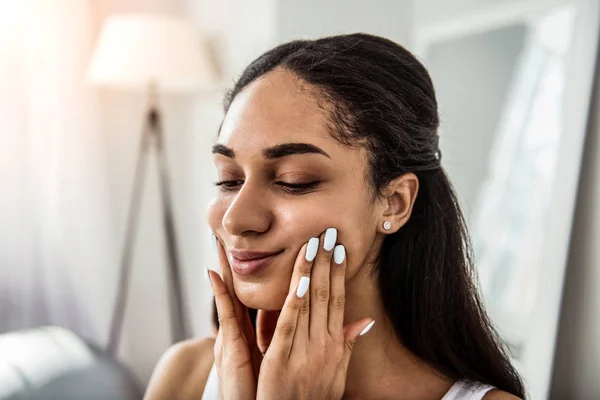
[206,69,382,310]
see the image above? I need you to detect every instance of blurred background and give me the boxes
[0,0,598,399]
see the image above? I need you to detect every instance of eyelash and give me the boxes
[213,180,320,194]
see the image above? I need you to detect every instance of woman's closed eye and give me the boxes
[213,179,321,194]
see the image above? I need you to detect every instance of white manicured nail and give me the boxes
[323,228,337,251]
[296,276,310,298]
[205,268,211,284]
[211,234,217,250]
[359,320,375,336]
[333,245,345,264]
[306,237,319,261]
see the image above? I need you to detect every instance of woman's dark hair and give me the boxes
[220,33,525,398]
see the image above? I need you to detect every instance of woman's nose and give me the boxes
[222,182,271,236]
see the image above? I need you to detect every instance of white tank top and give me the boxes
[200,363,220,400]
[201,363,495,400]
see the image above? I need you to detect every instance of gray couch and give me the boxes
[0,326,142,400]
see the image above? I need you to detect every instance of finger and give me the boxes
[249,338,262,383]
[328,244,346,339]
[341,318,375,368]
[215,238,260,376]
[214,326,223,367]
[267,272,311,360]
[310,228,336,339]
[207,269,246,346]
[215,236,248,331]
[290,240,315,345]
[256,309,280,355]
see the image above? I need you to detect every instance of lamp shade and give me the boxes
[87,14,214,92]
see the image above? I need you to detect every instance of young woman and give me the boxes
[145,33,526,400]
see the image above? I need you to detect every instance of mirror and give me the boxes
[415,0,599,398]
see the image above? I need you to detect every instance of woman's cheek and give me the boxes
[205,197,228,233]
[339,221,374,276]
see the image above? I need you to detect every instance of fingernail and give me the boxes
[296,276,310,298]
[323,228,337,251]
[211,234,217,251]
[359,320,375,336]
[306,237,319,262]
[205,268,212,284]
[333,245,345,264]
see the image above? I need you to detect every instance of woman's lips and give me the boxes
[229,249,284,276]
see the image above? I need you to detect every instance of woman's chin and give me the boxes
[242,299,284,311]
[235,280,288,311]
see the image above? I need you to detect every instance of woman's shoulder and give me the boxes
[144,337,216,400]
[483,389,522,400]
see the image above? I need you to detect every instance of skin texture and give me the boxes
[207,233,376,400]
[144,68,520,400]
[144,338,215,400]
[207,68,401,311]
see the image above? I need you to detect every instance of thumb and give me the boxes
[341,318,375,366]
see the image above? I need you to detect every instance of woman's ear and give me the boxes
[377,173,419,233]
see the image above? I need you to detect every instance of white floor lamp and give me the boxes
[87,14,215,355]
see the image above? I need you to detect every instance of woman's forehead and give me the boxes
[218,70,333,149]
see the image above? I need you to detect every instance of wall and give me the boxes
[550,55,600,399]
[416,0,520,27]
[425,24,527,215]
[276,0,413,46]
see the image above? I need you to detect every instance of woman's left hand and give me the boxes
[256,228,375,400]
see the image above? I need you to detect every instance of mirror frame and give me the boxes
[413,0,600,398]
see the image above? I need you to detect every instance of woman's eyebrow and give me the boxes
[212,144,234,158]
[264,143,330,159]
[211,143,331,159]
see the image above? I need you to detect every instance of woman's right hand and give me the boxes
[207,237,270,400]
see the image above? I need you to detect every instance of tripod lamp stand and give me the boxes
[87,14,215,355]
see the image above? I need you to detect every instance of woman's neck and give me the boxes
[342,266,453,400]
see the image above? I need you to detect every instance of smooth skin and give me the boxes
[144,68,520,400]
[209,228,374,399]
